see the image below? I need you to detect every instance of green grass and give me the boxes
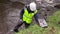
[15,10,60,34]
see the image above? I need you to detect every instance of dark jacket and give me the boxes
[20,6,39,23]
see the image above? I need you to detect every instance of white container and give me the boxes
[38,19,48,28]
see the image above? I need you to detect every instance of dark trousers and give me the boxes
[14,21,30,32]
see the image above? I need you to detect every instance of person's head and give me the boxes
[29,2,36,11]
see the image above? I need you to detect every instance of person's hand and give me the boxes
[20,19,22,21]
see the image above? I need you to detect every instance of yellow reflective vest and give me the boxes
[23,8,38,24]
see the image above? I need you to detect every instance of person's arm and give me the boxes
[34,13,40,23]
[20,8,24,19]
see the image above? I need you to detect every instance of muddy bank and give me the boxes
[0,2,24,34]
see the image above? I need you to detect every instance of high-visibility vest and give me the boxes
[23,8,38,24]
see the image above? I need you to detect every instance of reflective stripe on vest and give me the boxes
[23,8,37,24]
